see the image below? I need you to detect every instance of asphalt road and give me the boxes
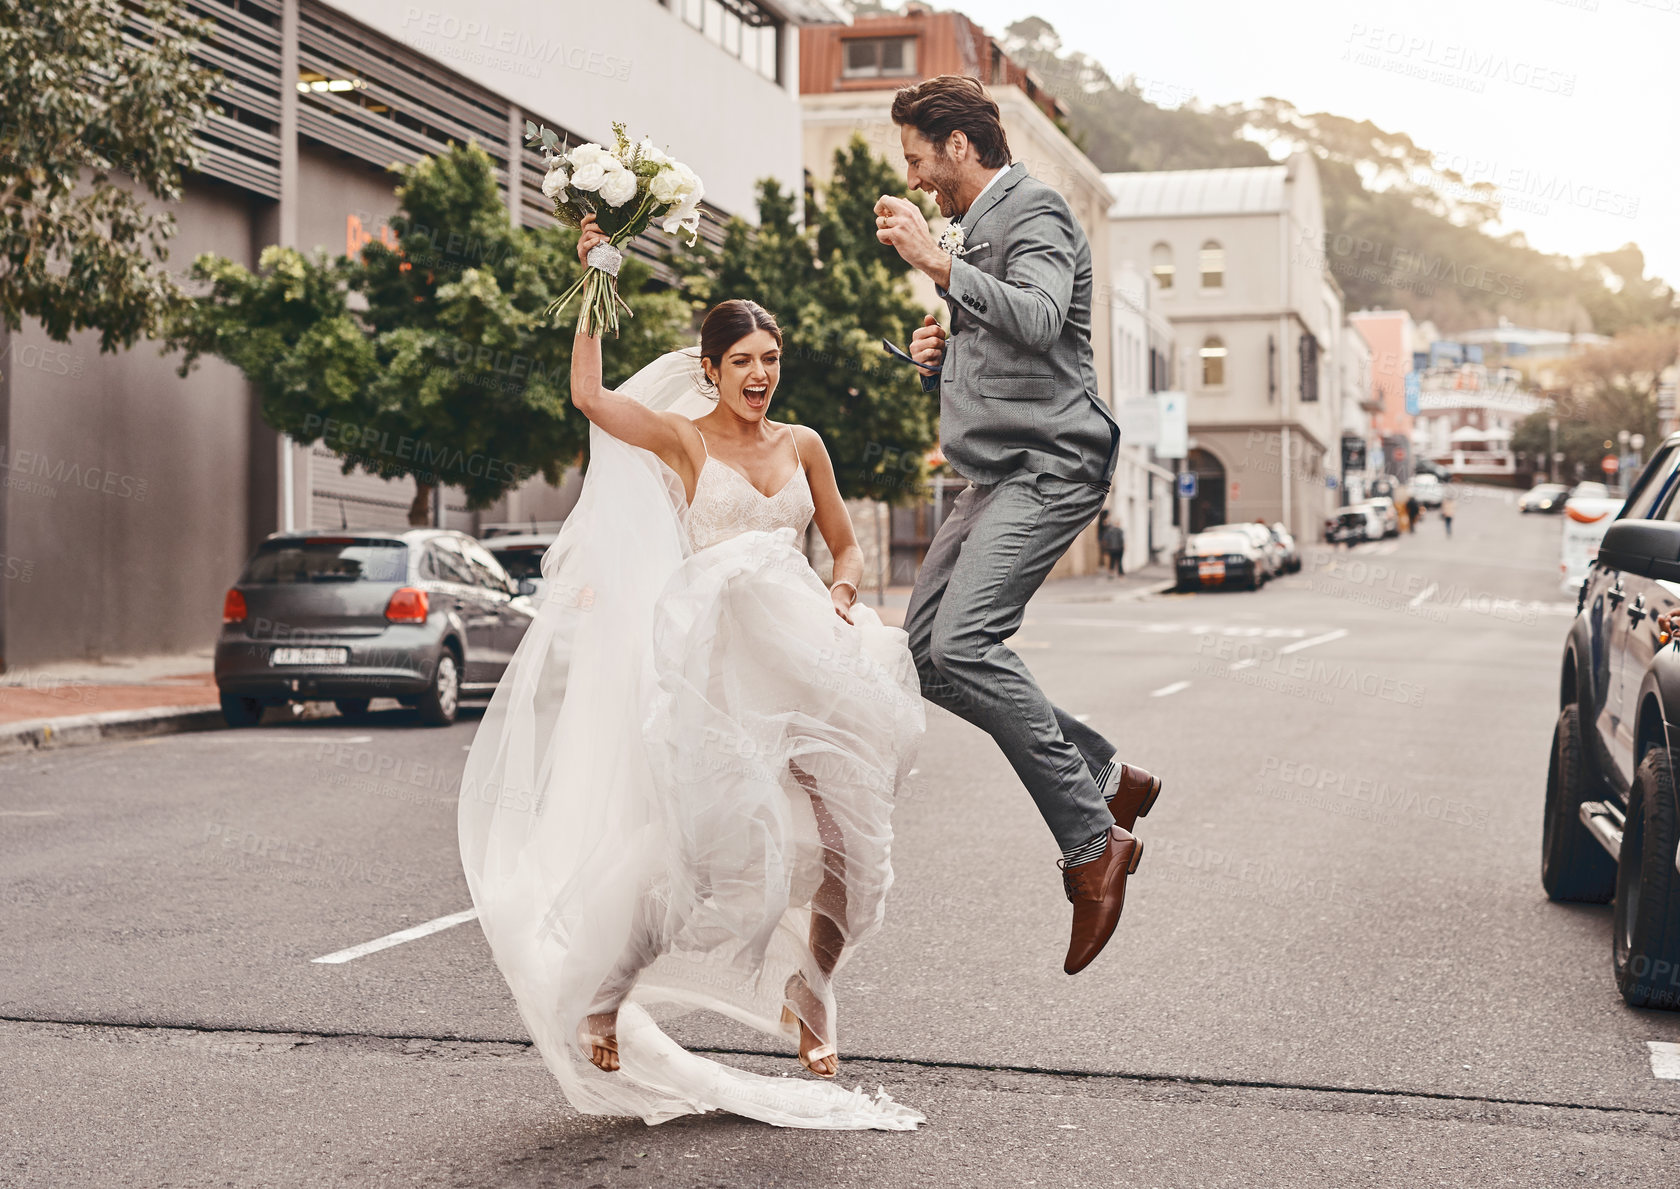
[5,488,1679,1187]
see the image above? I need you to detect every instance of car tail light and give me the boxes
[385,587,429,623]
[222,589,247,623]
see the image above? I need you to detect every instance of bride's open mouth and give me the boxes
[742,384,769,410]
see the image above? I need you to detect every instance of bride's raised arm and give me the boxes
[795,426,866,624]
[569,217,701,493]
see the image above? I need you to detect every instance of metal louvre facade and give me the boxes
[163,0,731,263]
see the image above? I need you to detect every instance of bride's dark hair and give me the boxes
[698,299,781,394]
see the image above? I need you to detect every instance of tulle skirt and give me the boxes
[459,428,925,1130]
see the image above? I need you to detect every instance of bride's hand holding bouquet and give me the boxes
[530,120,704,337]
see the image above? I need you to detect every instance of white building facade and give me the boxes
[1105,155,1348,541]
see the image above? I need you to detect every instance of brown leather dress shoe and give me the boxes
[1107,764,1163,833]
[1062,826,1143,975]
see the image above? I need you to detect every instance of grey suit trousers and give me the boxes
[904,470,1117,852]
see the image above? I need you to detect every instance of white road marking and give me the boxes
[1650,1041,1680,1080]
[311,908,478,964]
[344,735,373,743]
[1026,617,1309,638]
[1231,627,1350,670]
[1280,628,1351,654]
[1150,681,1191,698]
[1408,583,1438,608]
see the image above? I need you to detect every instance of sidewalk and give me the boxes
[0,653,223,756]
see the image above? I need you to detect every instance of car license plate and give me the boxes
[1198,561,1226,582]
[270,646,348,666]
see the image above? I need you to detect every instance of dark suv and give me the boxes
[215,529,535,727]
[1545,433,1680,1009]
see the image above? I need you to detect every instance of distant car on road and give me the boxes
[1520,483,1571,514]
[215,529,536,728]
[486,532,556,601]
[1327,505,1383,547]
[1355,497,1400,538]
[1268,522,1302,573]
[1175,530,1266,592]
[1410,473,1443,507]
[1206,522,1282,581]
[1545,431,1680,1010]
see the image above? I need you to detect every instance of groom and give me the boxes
[875,76,1163,975]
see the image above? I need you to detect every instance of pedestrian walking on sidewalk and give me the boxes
[878,75,1160,978]
[1405,493,1421,533]
[1099,510,1126,576]
[1441,494,1456,538]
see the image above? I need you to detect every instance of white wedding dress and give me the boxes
[458,348,926,1130]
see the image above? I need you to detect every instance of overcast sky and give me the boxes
[952,0,1678,287]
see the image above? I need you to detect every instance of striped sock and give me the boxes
[1094,760,1120,804]
[1060,830,1110,868]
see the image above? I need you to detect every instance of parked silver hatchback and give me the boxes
[214,529,535,727]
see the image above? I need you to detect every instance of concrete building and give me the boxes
[1104,155,1348,540]
[0,0,831,669]
[799,6,1119,579]
[1105,266,1178,570]
[1347,308,1418,479]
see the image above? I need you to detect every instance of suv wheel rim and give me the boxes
[437,654,459,717]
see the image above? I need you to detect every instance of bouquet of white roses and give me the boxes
[527,120,704,337]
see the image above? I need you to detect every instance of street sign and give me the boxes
[1156,391,1188,460]
[1404,371,1420,416]
[1176,471,1198,499]
[1602,455,1619,474]
[1341,435,1367,472]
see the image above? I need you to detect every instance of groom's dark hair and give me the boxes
[890,75,1011,169]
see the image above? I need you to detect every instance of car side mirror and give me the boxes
[1598,519,1680,581]
[517,578,537,597]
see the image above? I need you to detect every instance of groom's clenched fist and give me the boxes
[874,195,947,285]
[910,314,946,378]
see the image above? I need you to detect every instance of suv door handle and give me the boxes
[1628,594,1647,625]
[1607,583,1625,607]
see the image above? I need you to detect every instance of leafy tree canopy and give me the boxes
[0,0,216,352]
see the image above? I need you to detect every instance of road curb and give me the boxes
[0,704,225,757]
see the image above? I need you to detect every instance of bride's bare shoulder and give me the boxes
[785,423,828,461]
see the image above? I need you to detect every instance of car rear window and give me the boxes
[491,546,546,580]
[241,538,408,584]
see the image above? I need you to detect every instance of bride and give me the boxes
[457,215,926,1130]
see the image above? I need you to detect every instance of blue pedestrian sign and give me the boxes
[1176,471,1198,499]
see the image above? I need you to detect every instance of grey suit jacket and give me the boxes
[924,162,1119,487]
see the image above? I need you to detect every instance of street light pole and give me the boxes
[1548,416,1559,484]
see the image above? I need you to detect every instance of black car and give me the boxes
[215,529,535,727]
[1545,432,1680,1009]
[1175,530,1264,592]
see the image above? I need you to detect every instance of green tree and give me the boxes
[715,137,938,503]
[0,0,216,353]
[1511,327,1680,477]
[171,144,688,524]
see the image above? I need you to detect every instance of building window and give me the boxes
[1299,333,1319,402]
[1200,240,1224,289]
[1201,336,1227,388]
[842,36,916,79]
[1151,242,1174,291]
[667,0,783,85]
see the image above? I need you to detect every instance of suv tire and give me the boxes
[1614,747,1680,1010]
[416,649,460,727]
[1542,705,1616,902]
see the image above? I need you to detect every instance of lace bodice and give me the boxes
[685,430,815,552]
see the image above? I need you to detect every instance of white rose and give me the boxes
[567,143,609,169]
[636,137,671,167]
[540,164,569,200]
[649,166,687,205]
[597,164,638,208]
[570,161,608,192]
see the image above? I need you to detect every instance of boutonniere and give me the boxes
[936,224,988,258]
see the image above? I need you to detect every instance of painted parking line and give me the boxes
[1650,1041,1680,1080]
[1150,681,1191,698]
[311,908,477,965]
